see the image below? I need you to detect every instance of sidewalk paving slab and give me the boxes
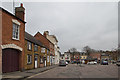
[1,65,58,80]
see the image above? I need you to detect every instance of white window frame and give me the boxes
[12,23,20,40]
[47,50,49,54]
[41,48,45,53]
[47,56,49,62]
[40,56,43,63]
[12,19,21,25]
[34,44,38,52]
[27,55,32,64]
[27,41,32,50]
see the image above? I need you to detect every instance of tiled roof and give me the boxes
[25,32,49,50]
[25,32,43,47]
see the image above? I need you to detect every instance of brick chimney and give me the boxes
[15,3,25,21]
[43,31,49,37]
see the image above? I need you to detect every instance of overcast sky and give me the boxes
[2,2,118,53]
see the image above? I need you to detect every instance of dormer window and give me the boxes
[12,23,20,40]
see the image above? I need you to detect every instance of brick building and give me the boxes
[34,32,52,66]
[0,4,26,73]
[70,52,80,63]
[43,31,55,65]
[24,32,49,70]
[89,52,101,61]
[43,31,60,65]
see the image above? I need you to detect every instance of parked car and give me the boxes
[59,60,66,66]
[111,60,116,64]
[94,61,97,64]
[101,60,108,65]
[66,61,68,65]
[116,60,120,66]
[87,61,97,65]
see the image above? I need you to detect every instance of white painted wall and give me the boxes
[64,52,71,61]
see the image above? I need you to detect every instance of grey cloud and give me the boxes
[2,2,118,52]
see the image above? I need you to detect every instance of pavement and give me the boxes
[1,65,58,80]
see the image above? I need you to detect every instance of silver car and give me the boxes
[59,60,66,66]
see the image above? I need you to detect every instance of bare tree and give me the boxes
[83,46,92,56]
[68,48,78,60]
[69,48,77,53]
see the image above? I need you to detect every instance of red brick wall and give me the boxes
[34,32,49,48]
[34,32,55,55]
[2,10,25,71]
[90,53,101,60]
[0,10,2,74]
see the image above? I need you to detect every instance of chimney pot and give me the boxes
[21,3,23,7]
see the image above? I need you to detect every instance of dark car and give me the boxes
[101,60,108,65]
[59,60,66,66]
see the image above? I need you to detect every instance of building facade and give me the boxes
[70,52,80,63]
[43,31,60,64]
[60,54,65,60]
[0,4,26,73]
[80,52,87,63]
[64,52,71,63]
[0,3,61,73]
[89,52,101,61]
[34,32,51,66]
[24,32,49,70]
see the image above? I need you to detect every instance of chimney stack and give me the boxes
[15,3,25,21]
[43,31,49,37]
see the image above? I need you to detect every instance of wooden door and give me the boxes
[2,49,19,73]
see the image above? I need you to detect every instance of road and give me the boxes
[26,64,119,80]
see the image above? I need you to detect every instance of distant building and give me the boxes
[24,32,49,70]
[89,52,101,61]
[43,31,60,64]
[80,52,88,63]
[101,53,109,61]
[34,32,51,66]
[70,52,80,63]
[64,52,71,63]
[60,54,65,60]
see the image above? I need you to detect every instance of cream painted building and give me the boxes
[44,31,60,64]
[64,52,71,63]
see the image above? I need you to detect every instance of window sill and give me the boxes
[28,49,32,51]
[12,38,20,41]
[27,63,32,65]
